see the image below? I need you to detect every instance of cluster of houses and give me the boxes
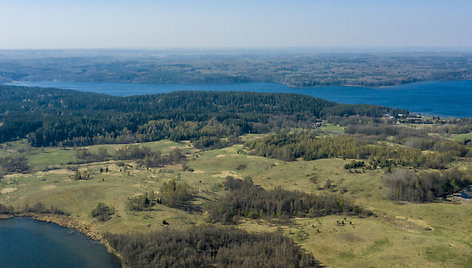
[383,113,440,124]
[310,120,324,129]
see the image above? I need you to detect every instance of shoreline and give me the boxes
[6,78,472,90]
[1,213,124,267]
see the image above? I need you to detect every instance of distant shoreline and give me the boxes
[4,80,472,118]
[7,78,472,89]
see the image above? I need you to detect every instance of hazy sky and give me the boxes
[1,0,471,49]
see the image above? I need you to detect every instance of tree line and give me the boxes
[75,145,185,168]
[105,225,321,268]
[0,202,67,215]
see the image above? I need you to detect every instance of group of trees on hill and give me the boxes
[105,225,321,268]
[159,180,196,209]
[126,180,196,211]
[208,177,368,224]
[346,124,471,153]
[0,155,30,178]
[90,203,115,221]
[246,132,469,169]
[75,147,110,162]
[126,191,159,211]
[382,168,472,202]
[0,86,405,147]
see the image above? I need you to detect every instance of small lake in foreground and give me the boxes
[0,217,121,268]
[6,80,472,117]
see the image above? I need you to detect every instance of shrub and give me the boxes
[0,156,30,174]
[159,180,196,209]
[91,203,115,221]
[0,203,15,214]
[24,202,68,215]
[126,191,158,211]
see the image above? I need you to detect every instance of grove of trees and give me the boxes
[382,168,471,202]
[246,133,469,169]
[208,177,368,224]
[105,225,321,268]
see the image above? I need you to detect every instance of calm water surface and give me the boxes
[0,217,121,268]
[7,80,472,117]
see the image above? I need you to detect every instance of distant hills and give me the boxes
[0,50,471,87]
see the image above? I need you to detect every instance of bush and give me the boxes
[126,191,158,211]
[72,169,92,180]
[115,145,151,160]
[75,148,109,162]
[91,203,115,221]
[0,203,15,214]
[0,156,30,174]
[344,160,365,169]
[159,180,196,209]
[24,202,68,215]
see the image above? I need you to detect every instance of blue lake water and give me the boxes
[0,217,121,268]
[7,80,472,117]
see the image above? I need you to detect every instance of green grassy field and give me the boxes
[450,132,472,142]
[1,139,472,267]
[319,124,345,134]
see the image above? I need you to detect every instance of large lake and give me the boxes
[7,80,472,117]
[0,218,121,268]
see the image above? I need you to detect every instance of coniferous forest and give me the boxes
[0,85,405,147]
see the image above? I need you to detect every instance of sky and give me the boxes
[0,0,471,49]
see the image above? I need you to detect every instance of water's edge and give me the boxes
[1,213,124,268]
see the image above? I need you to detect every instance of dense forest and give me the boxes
[0,85,405,147]
[105,225,321,268]
[1,50,472,87]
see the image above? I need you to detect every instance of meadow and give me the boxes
[1,133,471,267]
